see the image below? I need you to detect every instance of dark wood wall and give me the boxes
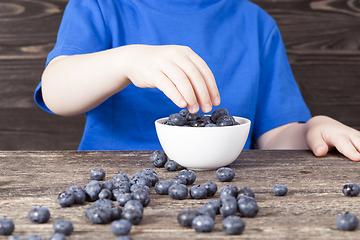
[0,0,359,150]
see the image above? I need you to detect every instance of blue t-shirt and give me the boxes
[34,0,311,150]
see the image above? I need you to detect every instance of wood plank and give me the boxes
[0,150,359,239]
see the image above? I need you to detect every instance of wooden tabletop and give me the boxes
[0,150,360,239]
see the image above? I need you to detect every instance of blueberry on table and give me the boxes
[130,173,152,187]
[342,182,360,197]
[273,184,288,196]
[195,206,216,219]
[171,176,187,185]
[49,233,67,240]
[220,185,238,198]
[216,167,235,182]
[7,236,26,240]
[28,206,51,223]
[93,198,114,207]
[111,219,132,236]
[220,195,238,217]
[203,182,218,196]
[150,150,168,168]
[98,188,112,200]
[124,200,144,213]
[165,160,178,171]
[68,185,86,204]
[336,212,359,231]
[90,168,106,180]
[155,180,172,195]
[237,195,259,218]
[0,218,14,235]
[222,215,245,235]
[237,187,255,199]
[203,199,221,214]
[57,190,75,207]
[117,193,133,207]
[131,191,150,207]
[191,215,215,232]
[178,169,196,185]
[112,173,130,185]
[102,180,115,191]
[168,184,188,200]
[177,209,202,227]
[84,180,103,202]
[190,185,207,199]
[130,184,150,195]
[86,205,113,224]
[115,236,133,240]
[53,219,73,235]
[211,108,229,123]
[121,209,143,225]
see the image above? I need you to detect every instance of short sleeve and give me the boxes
[253,24,312,140]
[34,0,110,113]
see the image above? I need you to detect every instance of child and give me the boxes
[34,0,360,161]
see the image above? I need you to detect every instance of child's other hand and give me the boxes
[121,45,220,113]
[306,116,360,161]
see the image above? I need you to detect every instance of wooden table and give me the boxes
[0,150,359,239]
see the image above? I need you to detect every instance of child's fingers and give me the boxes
[187,52,220,107]
[331,134,360,161]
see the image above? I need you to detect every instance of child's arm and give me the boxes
[257,115,360,161]
[41,45,220,116]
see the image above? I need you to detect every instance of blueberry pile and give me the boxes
[162,108,239,127]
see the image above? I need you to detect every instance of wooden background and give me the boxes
[0,0,359,150]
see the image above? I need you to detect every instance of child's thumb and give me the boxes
[306,130,329,157]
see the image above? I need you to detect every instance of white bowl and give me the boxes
[155,116,251,170]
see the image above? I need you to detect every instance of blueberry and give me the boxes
[179,109,189,117]
[168,184,188,200]
[169,113,187,126]
[130,173,152,187]
[177,209,202,227]
[140,168,157,176]
[222,215,245,235]
[178,169,196,185]
[117,193,133,207]
[203,182,218,196]
[140,169,158,186]
[190,185,207,199]
[130,184,150,195]
[28,206,51,223]
[237,187,255,199]
[237,195,259,218]
[171,176,187,185]
[124,200,144,213]
[68,185,86,204]
[115,236,133,240]
[57,190,75,207]
[53,219,73,235]
[220,185,238,198]
[216,114,236,126]
[211,108,229,123]
[191,215,214,232]
[49,233,67,240]
[98,188,112,200]
[112,187,130,200]
[85,205,113,224]
[273,184,288,196]
[111,219,132,236]
[189,120,207,127]
[0,218,14,235]
[102,180,115,191]
[220,195,238,217]
[204,199,221,214]
[84,180,103,202]
[27,236,46,240]
[155,181,172,195]
[90,168,106,180]
[336,212,359,231]
[113,173,130,185]
[114,182,131,192]
[342,183,360,197]
[121,209,143,225]
[187,112,201,121]
[150,150,168,168]
[165,160,178,171]
[7,236,26,240]
[196,206,216,219]
[107,205,123,221]
[216,167,235,182]
[93,198,114,207]
[131,191,150,207]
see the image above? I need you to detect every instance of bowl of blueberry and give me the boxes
[155,108,251,170]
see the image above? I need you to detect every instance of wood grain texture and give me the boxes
[0,0,359,150]
[0,150,360,239]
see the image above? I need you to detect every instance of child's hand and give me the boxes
[306,116,360,161]
[121,45,220,113]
